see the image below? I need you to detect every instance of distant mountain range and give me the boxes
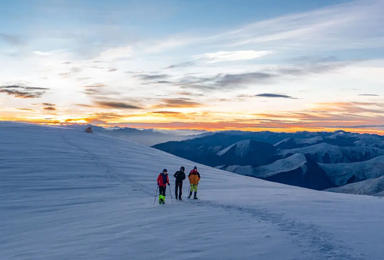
[153,130,384,195]
[64,124,209,146]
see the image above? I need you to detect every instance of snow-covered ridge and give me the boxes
[217,139,252,157]
[274,136,324,148]
[319,155,384,186]
[219,153,334,190]
[280,142,384,163]
[233,153,308,178]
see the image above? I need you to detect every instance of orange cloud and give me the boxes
[153,98,203,108]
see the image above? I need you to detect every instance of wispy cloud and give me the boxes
[59,67,82,77]
[75,104,94,108]
[359,94,379,97]
[96,46,133,60]
[82,84,121,98]
[254,102,384,125]
[216,72,275,87]
[0,33,23,45]
[166,61,195,69]
[159,60,346,91]
[136,74,169,81]
[0,84,49,99]
[255,93,297,99]
[42,103,55,106]
[154,98,203,108]
[177,92,204,97]
[203,0,384,51]
[43,106,56,111]
[193,50,271,63]
[17,108,34,111]
[152,111,181,114]
[95,101,142,109]
[33,51,52,56]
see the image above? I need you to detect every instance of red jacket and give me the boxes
[157,173,169,187]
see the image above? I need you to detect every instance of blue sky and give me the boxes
[0,0,383,133]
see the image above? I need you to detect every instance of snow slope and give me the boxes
[1,122,384,260]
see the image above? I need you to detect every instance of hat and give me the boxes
[163,169,168,173]
[180,166,185,171]
[194,166,197,170]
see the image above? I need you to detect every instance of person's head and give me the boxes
[180,166,185,172]
[163,169,168,174]
[194,166,197,170]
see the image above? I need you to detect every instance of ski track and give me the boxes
[61,132,364,260]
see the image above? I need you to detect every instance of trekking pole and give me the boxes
[168,184,173,203]
[153,186,158,205]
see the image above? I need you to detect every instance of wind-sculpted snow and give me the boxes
[1,122,384,260]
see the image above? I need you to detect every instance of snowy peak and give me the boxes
[253,153,308,177]
[217,139,252,156]
[220,153,335,190]
[216,139,276,166]
[280,142,384,163]
[274,136,324,149]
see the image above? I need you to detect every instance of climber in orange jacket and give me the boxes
[188,166,201,199]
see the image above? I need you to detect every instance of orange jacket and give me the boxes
[188,170,201,185]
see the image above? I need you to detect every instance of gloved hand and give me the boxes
[168,183,170,186]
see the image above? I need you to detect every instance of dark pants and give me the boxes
[175,181,183,199]
[159,186,166,196]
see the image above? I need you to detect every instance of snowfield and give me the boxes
[1,122,384,260]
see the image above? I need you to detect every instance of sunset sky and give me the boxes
[0,0,383,133]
